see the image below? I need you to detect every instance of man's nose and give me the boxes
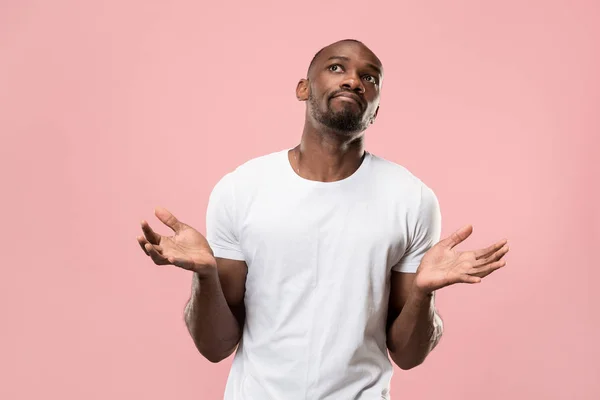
[340,74,365,94]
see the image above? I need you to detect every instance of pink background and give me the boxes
[1,1,598,399]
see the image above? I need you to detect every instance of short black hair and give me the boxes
[306,39,365,77]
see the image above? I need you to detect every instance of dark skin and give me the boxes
[137,40,509,368]
[137,208,246,363]
[291,41,382,182]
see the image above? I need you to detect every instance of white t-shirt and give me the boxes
[206,148,441,400]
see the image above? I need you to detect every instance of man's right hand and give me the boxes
[137,207,217,275]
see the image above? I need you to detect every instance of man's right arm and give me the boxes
[184,257,248,363]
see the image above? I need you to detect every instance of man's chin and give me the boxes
[311,107,367,134]
[324,120,367,135]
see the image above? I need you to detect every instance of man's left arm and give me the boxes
[386,272,443,370]
[386,187,509,370]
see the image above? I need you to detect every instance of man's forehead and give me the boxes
[315,41,383,71]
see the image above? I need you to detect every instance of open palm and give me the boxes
[414,225,509,294]
[137,207,217,273]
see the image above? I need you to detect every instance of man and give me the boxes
[137,39,509,399]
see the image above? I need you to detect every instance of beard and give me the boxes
[309,92,368,134]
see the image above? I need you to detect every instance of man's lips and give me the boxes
[331,92,363,108]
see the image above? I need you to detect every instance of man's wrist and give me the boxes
[409,284,434,303]
[192,261,218,281]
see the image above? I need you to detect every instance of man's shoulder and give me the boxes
[234,148,287,174]
[368,152,428,190]
[367,152,439,213]
[219,148,288,190]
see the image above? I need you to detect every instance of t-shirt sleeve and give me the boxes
[205,172,245,261]
[392,184,442,273]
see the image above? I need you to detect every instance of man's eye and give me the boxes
[328,64,342,72]
[364,75,377,83]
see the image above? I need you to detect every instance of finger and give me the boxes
[474,239,508,260]
[154,207,184,233]
[460,274,481,284]
[145,243,169,265]
[471,259,507,278]
[141,220,162,245]
[475,244,509,267]
[137,236,150,256]
[438,225,473,249]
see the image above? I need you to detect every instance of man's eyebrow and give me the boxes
[326,56,382,77]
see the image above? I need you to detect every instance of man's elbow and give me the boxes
[389,332,444,370]
[184,321,239,363]
[391,353,427,370]
[197,341,239,364]
[399,359,423,370]
[203,351,231,364]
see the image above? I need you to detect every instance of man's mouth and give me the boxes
[331,92,363,108]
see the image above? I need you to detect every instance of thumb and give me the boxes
[155,207,184,233]
[167,256,197,271]
[438,224,473,250]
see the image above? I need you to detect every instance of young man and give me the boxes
[137,39,509,399]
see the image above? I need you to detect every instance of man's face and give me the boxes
[300,41,383,135]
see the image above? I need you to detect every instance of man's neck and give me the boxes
[290,124,366,183]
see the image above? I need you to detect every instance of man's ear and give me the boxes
[371,105,379,124]
[296,79,309,101]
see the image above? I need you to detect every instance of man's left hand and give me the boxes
[413,225,509,296]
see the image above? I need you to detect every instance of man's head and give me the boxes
[296,39,383,135]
